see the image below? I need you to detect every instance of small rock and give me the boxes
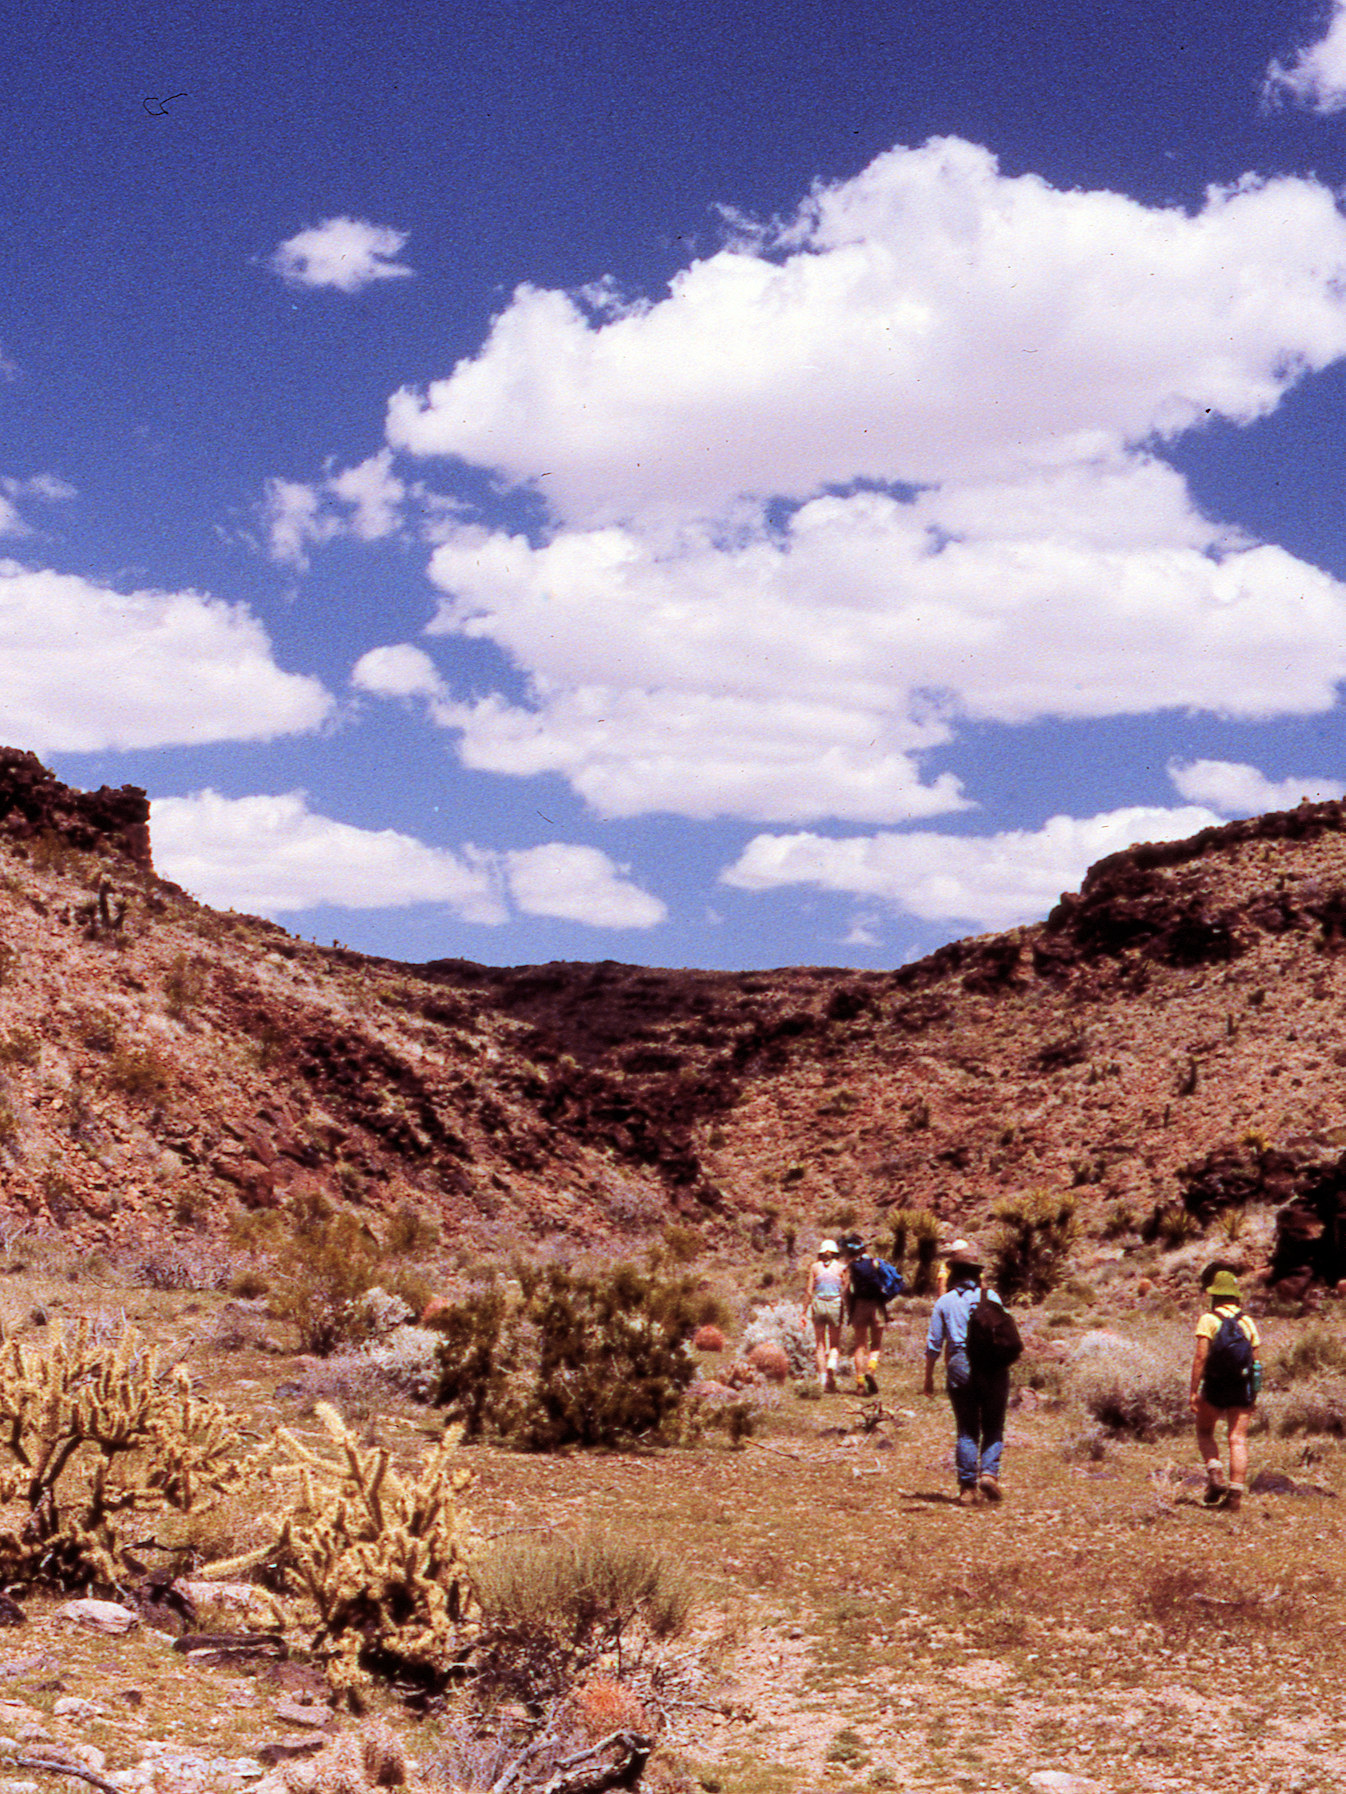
[175,1582,258,1617]
[272,1699,332,1731]
[68,1746,106,1775]
[256,1740,326,1767]
[56,1599,139,1635]
[54,1697,103,1720]
[0,1780,40,1794]
[1029,1774,1107,1794]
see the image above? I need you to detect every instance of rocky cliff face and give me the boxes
[0,748,153,871]
[1,749,1344,1288]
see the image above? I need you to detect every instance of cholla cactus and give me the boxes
[0,1320,265,1587]
[214,1403,475,1701]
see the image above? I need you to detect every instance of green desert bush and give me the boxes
[433,1262,701,1450]
[991,1188,1077,1301]
[104,1041,172,1101]
[1066,1329,1188,1439]
[430,1280,511,1439]
[270,1212,389,1349]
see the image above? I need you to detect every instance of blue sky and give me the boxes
[7,0,1346,970]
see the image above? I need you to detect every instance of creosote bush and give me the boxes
[991,1188,1077,1301]
[432,1263,700,1451]
[270,1202,429,1357]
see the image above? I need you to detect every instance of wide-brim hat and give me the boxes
[1207,1269,1242,1301]
[945,1241,983,1270]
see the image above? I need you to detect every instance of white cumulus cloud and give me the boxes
[1265,2,1346,110]
[502,843,667,927]
[362,141,1346,831]
[721,805,1223,932]
[387,138,1346,524]
[1168,759,1346,815]
[404,455,1346,823]
[150,790,666,929]
[351,643,446,701]
[269,217,413,293]
[0,561,332,753]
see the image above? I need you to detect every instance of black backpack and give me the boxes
[965,1288,1023,1372]
[1202,1309,1257,1407]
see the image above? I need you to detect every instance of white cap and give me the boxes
[818,1239,838,1256]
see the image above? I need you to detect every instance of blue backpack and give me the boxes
[849,1255,906,1304]
[1202,1309,1257,1407]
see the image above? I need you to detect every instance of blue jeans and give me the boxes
[946,1354,1010,1486]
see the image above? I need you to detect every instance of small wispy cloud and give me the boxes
[0,473,77,538]
[268,217,413,293]
[255,451,407,570]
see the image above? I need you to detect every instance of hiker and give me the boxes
[923,1245,1012,1506]
[803,1238,846,1390]
[840,1232,887,1394]
[1190,1268,1261,1512]
[936,1238,974,1296]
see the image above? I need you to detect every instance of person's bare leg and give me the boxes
[1227,1409,1252,1506]
[1194,1398,1226,1501]
[1194,1402,1222,1473]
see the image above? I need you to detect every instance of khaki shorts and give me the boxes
[811,1299,843,1327]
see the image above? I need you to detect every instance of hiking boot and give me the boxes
[977,1473,1003,1503]
[956,1485,980,1508]
[1201,1482,1227,1508]
[1224,1487,1243,1513]
[824,1370,838,1393]
[862,1372,879,1395]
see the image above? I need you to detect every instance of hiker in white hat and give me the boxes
[802,1238,845,1391]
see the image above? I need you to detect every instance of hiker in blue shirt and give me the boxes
[923,1245,1010,1507]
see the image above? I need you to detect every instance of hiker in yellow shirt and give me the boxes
[1190,1268,1261,1513]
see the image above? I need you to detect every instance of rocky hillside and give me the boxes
[2,746,1346,1288]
